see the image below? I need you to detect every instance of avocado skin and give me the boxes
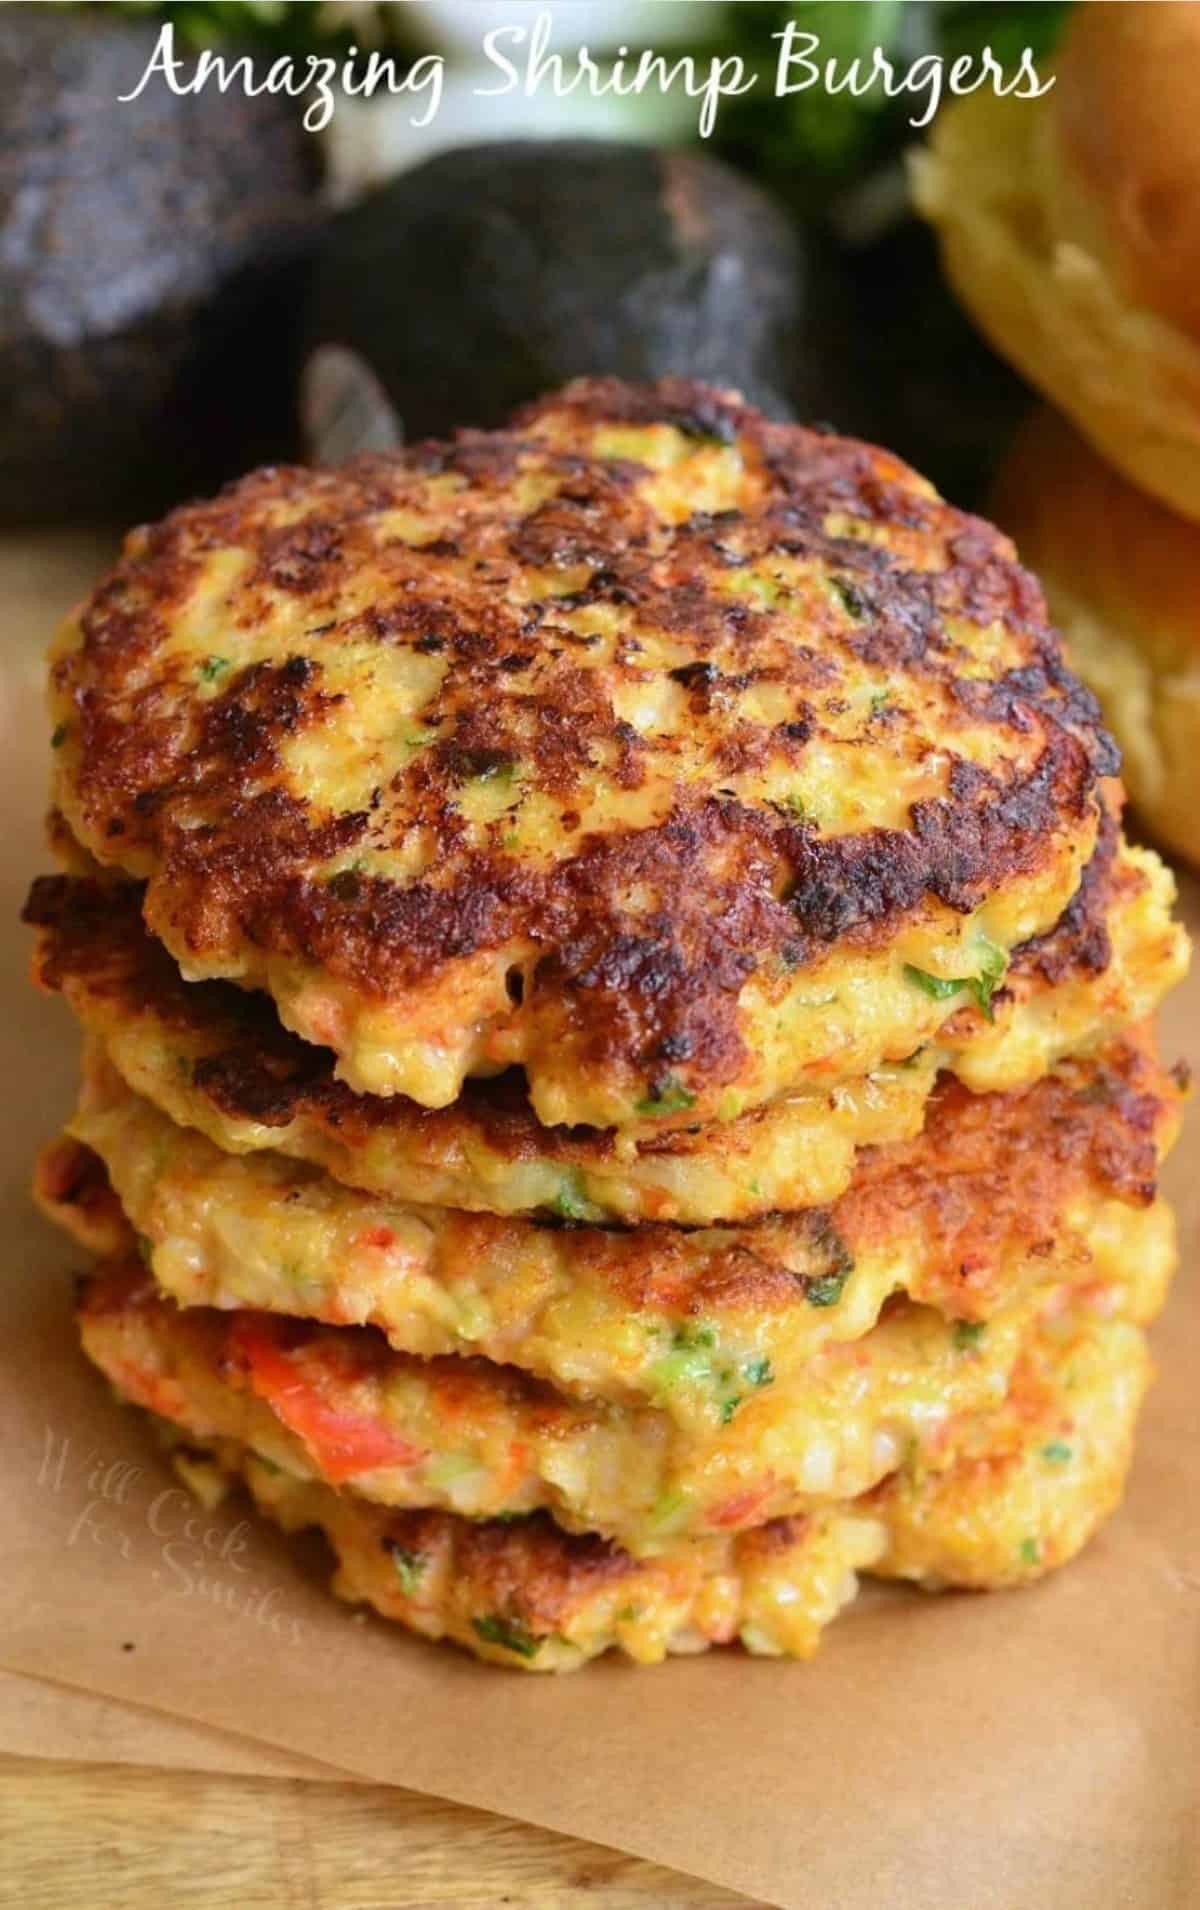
[305,142,806,437]
[0,10,321,523]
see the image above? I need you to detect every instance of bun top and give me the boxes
[1050,2,1200,340]
[993,405,1200,665]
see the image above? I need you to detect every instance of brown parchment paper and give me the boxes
[2,533,1197,1910]
[0,1668,341,1780]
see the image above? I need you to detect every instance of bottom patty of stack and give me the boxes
[78,1262,1148,1670]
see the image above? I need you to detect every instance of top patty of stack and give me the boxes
[48,376,1116,1126]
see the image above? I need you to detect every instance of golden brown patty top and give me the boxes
[48,377,1114,1120]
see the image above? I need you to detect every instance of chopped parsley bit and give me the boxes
[953,1320,986,1351]
[389,1546,427,1598]
[786,791,808,820]
[832,576,868,620]
[135,1233,154,1267]
[970,936,1009,1020]
[803,1219,855,1310]
[904,965,966,1005]
[868,691,890,718]
[1041,1441,1073,1465]
[472,1613,543,1658]
[616,1604,643,1625]
[649,1323,724,1401]
[636,1075,696,1118]
[904,937,1009,1023]
[550,1175,590,1223]
[199,655,229,682]
[805,1266,851,1308]
[1019,1537,1042,1566]
[648,1488,689,1532]
[718,1352,771,1428]
[50,723,68,749]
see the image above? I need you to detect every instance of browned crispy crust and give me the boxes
[21,787,1126,1202]
[49,376,1114,1103]
[38,972,1178,1335]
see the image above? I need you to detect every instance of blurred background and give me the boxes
[6,0,1199,866]
[0,0,1070,521]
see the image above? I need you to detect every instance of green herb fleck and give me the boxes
[969,936,1009,1021]
[803,1225,855,1310]
[135,1233,154,1268]
[806,1268,850,1307]
[953,1320,986,1351]
[719,1394,742,1425]
[904,938,1008,1023]
[636,1075,696,1118]
[744,1357,774,1389]
[869,690,890,718]
[832,576,868,620]
[471,1613,542,1659]
[650,1323,717,1396]
[50,723,68,749]
[1041,1441,1073,1466]
[1019,1537,1042,1566]
[647,1489,690,1534]
[550,1175,590,1223]
[786,792,808,820]
[389,1546,427,1598]
[199,655,229,683]
[904,965,966,1005]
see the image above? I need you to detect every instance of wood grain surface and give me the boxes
[0,1754,755,1908]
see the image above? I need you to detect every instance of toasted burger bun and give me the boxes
[993,406,1200,867]
[913,3,1200,522]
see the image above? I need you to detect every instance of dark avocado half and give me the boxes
[304,141,809,439]
[0,9,322,523]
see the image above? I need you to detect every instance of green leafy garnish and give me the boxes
[1041,1441,1073,1466]
[1019,1537,1042,1566]
[471,1613,543,1659]
[389,1546,427,1598]
[952,1320,986,1351]
[50,723,68,749]
[636,1075,696,1118]
[869,691,890,718]
[744,1357,774,1390]
[135,1233,154,1267]
[199,655,229,682]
